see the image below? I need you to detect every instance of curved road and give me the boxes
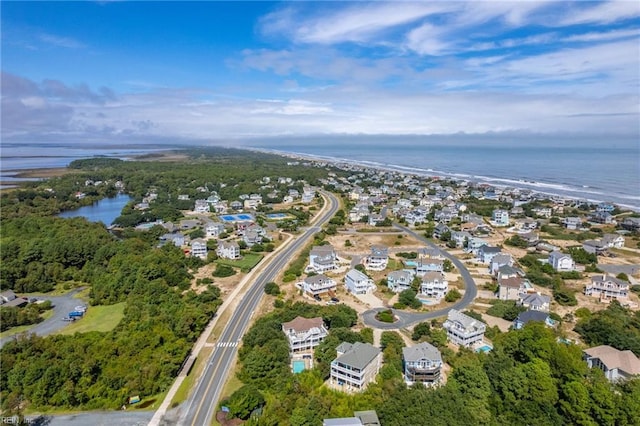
[361,224,478,329]
[0,288,86,349]
[174,191,339,426]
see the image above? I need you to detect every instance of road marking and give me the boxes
[216,341,238,348]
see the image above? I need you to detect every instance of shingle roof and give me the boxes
[334,342,381,370]
[516,310,549,325]
[584,345,640,375]
[282,316,324,334]
[402,342,442,363]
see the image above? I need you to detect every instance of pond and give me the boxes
[58,193,132,225]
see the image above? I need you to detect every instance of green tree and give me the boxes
[445,288,462,303]
[226,385,265,420]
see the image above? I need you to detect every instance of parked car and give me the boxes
[62,317,75,322]
[331,297,340,302]
[313,294,322,301]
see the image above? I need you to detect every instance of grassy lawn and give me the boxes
[56,302,125,335]
[216,253,263,270]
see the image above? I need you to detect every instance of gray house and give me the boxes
[402,342,443,386]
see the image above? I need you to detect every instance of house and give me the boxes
[190,238,208,259]
[345,269,375,294]
[303,274,337,296]
[365,246,388,271]
[443,309,486,347]
[621,217,640,232]
[282,316,328,353]
[387,270,415,293]
[302,188,316,203]
[0,290,28,307]
[308,245,338,274]
[548,251,575,272]
[583,345,640,382]
[433,223,450,239]
[477,245,502,264]
[601,234,625,249]
[519,293,551,312]
[563,217,583,230]
[466,237,489,255]
[451,231,472,248]
[585,274,629,302]
[243,230,262,247]
[415,258,444,275]
[216,241,240,259]
[330,342,382,392]
[582,239,608,255]
[420,272,448,300]
[491,209,510,226]
[512,310,555,330]
[591,211,614,224]
[159,232,186,247]
[194,199,210,213]
[490,254,513,276]
[532,207,553,218]
[368,213,385,226]
[205,222,225,238]
[498,276,526,301]
[402,342,443,386]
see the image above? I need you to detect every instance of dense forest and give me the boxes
[0,148,339,412]
[230,301,640,426]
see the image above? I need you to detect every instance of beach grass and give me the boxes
[56,302,125,335]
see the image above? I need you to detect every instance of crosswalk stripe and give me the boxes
[216,341,239,348]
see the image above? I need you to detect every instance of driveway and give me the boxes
[361,224,478,329]
[0,288,86,349]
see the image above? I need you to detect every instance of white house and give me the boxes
[420,272,448,300]
[303,274,337,296]
[330,342,382,392]
[205,222,225,238]
[585,274,629,302]
[194,199,210,213]
[490,254,513,276]
[365,246,388,271]
[282,316,329,353]
[402,342,443,386]
[190,238,208,259]
[387,270,415,293]
[443,309,486,348]
[601,234,625,249]
[563,217,583,230]
[415,258,444,276]
[308,245,338,274]
[583,345,640,382]
[548,251,575,272]
[216,241,240,260]
[519,293,551,312]
[345,269,375,294]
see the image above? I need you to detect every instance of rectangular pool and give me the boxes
[292,360,306,374]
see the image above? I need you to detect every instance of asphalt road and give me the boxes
[175,191,340,426]
[20,411,154,426]
[361,224,478,329]
[0,288,86,349]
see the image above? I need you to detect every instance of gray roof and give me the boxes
[346,269,370,282]
[516,310,549,324]
[549,251,571,261]
[446,309,486,332]
[323,419,363,426]
[335,342,381,370]
[521,293,550,306]
[491,254,512,264]
[480,245,502,254]
[402,342,442,363]
[354,411,381,426]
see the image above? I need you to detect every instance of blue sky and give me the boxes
[2,1,639,143]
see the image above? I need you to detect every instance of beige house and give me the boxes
[282,316,328,353]
[583,345,640,382]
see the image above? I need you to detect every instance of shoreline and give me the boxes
[244,146,640,212]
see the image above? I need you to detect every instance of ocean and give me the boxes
[1,137,638,209]
[246,135,640,210]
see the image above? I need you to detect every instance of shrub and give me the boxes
[376,309,395,323]
[264,282,280,296]
[212,264,236,277]
[445,288,462,303]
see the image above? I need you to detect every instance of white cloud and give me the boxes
[561,0,640,25]
[260,3,450,45]
[39,33,85,49]
[563,28,640,42]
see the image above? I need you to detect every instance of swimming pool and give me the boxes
[476,345,492,353]
[292,360,306,374]
[404,260,418,267]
